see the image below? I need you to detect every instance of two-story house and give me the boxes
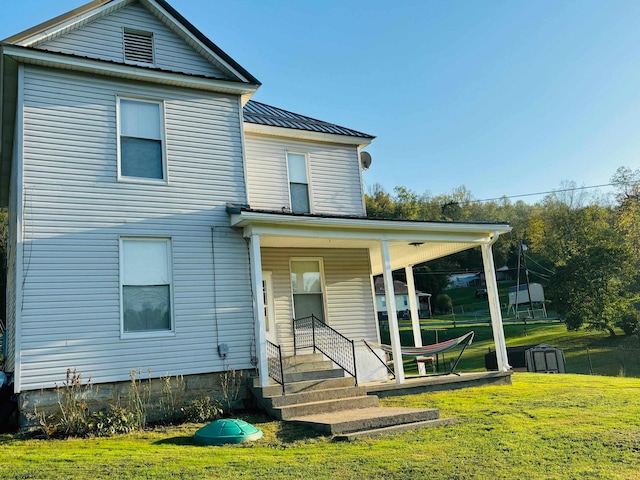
[0,0,511,424]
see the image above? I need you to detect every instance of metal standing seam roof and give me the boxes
[243,100,375,139]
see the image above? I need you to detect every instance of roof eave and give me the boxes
[2,45,259,95]
[243,122,374,147]
[3,0,115,45]
[3,0,261,87]
[229,209,511,238]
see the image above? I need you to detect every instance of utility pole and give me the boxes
[521,243,534,319]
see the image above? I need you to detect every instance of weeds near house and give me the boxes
[181,396,222,423]
[220,368,243,414]
[55,368,95,436]
[159,373,185,423]
[88,405,137,436]
[127,368,151,429]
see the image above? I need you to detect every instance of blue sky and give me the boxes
[3,0,640,203]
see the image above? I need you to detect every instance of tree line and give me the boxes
[366,166,640,337]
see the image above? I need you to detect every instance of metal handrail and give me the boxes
[266,340,285,395]
[293,315,358,385]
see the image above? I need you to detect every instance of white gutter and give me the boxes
[230,210,511,235]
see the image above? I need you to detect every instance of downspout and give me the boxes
[481,231,511,372]
[0,46,4,366]
[0,45,4,150]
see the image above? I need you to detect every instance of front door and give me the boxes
[263,271,278,344]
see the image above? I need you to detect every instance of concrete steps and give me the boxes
[289,406,444,434]
[251,353,456,438]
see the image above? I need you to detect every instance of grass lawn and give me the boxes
[1,373,639,479]
[381,322,640,378]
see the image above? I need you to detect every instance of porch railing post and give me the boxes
[293,318,297,353]
[311,314,317,353]
[351,340,358,386]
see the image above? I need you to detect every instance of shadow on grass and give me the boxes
[274,421,322,443]
[154,435,198,446]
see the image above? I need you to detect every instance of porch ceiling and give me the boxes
[229,209,511,275]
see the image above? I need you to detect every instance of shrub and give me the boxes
[434,294,453,314]
[616,310,639,336]
[181,396,222,423]
[89,406,137,436]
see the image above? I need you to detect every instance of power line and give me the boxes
[470,183,615,203]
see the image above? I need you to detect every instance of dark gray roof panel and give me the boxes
[243,100,374,139]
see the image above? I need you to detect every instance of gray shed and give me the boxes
[525,344,566,373]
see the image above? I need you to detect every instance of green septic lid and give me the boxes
[194,419,263,446]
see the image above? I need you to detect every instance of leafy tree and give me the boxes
[542,202,635,335]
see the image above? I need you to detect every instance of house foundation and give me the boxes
[17,370,255,430]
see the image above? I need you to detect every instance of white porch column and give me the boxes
[248,234,269,387]
[405,265,425,375]
[481,240,511,372]
[381,240,405,383]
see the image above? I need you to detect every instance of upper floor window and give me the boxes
[287,152,310,213]
[124,29,154,65]
[118,98,166,181]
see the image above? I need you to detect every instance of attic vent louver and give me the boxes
[124,29,154,64]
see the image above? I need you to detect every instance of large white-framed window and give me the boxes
[117,97,167,182]
[287,152,311,214]
[120,237,174,336]
[290,258,326,322]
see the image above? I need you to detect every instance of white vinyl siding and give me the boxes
[17,65,252,390]
[3,124,21,372]
[35,2,229,79]
[245,134,365,217]
[261,248,377,356]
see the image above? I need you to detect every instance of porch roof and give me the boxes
[227,207,511,275]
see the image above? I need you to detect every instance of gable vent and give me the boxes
[124,30,154,64]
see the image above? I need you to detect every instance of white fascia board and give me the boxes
[244,123,373,147]
[15,0,130,47]
[242,223,492,244]
[231,214,511,246]
[144,0,251,84]
[3,46,258,96]
[230,211,511,237]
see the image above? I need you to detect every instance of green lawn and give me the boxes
[1,373,639,479]
[381,322,640,378]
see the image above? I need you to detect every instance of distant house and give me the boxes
[373,278,432,319]
[448,273,481,288]
[449,266,511,288]
[0,0,513,426]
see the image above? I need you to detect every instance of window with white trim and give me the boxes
[118,98,165,180]
[291,259,325,322]
[121,238,173,334]
[287,152,310,213]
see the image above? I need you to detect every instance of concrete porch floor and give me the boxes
[362,371,513,398]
